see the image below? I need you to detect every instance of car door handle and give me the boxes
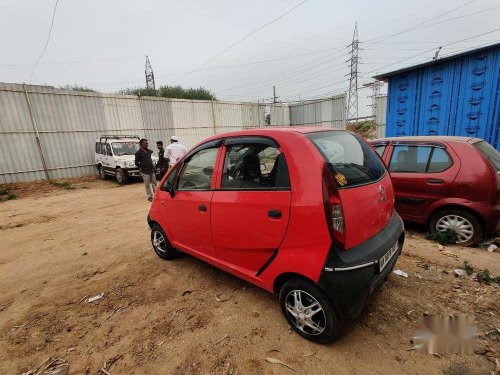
[268,209,282,219]
[199,204,207,212]
[427,178,444,184]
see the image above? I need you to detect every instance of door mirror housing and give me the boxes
[165,181,175,198]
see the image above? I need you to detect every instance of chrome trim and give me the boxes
[324,261,377,272]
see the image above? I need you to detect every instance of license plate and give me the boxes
[379,242,399,272]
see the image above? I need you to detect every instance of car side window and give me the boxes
[221,144,290,190]
[162,163,181,189]
[427,148,452,172]
[373,144,386,157]
[177,147,218,190]
[105,144,112,156]
[95,142,100,153]
[389,145,432,173]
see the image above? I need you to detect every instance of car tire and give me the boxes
[115,168,128,185]
[151,224,179,260]
[279,278,342,344]
[98,165,108,180]
[430,208,483,247]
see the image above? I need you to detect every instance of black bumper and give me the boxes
[318,212,405,320]
[123,168,141,177]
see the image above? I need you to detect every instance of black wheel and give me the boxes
[279,278,342,344]
[98,165,108,180]
[430,208,483,247]
[115,168,128,185]
[151,224,178,260]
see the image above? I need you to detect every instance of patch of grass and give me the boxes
[426,229,458,245]
[51,181,76,190]
[0,193,16,203]
[462,261,474,275]
[0,189,10,195]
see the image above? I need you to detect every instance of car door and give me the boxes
[210,137,291,274]
[387,142,458,220]
[159,140,221,257]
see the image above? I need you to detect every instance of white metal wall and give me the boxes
[375,95,387,138]
[289,94,346,129]
[0,83,298,183]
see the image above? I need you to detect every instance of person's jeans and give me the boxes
[141,172,157,199]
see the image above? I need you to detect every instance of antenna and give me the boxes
[145,56,155,90]
[347,22,360,121]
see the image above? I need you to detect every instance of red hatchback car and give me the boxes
[148,128,404,343]
[370,136,500,246]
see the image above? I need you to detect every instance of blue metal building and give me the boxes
[374,43,500,150]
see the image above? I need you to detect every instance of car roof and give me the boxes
[370,135,482,144]
[202,126,341,141]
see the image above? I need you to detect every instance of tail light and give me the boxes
[322,165,346,248]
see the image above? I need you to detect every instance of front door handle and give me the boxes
[427,178,444,184]
[199,204,207,212]
[268,209,282,219]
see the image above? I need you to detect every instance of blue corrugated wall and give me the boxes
[386,46,500,150]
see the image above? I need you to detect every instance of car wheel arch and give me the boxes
[428,203,484,228]
[273,272,317,295]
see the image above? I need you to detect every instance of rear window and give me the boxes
[474,141,500,172]
[307,131,386,188]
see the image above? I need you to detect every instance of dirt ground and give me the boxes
[0,178,498,375]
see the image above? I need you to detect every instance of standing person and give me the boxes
[165,135,187,168]
[156,141,168,180]
[135,139,157,202]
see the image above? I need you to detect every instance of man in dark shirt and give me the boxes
[135,138,157,202]
[156,141,169,179]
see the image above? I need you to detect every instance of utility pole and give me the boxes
[273,86,277,103]
[363,81,383,117]
[347,22,360,121]
[145,56,155,90]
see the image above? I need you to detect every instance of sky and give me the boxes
[0,0,499,116]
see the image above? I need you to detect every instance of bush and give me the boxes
[118,85,217,101]
[346,120,377,139]
[426,229,458,245]
[60,85,97,92]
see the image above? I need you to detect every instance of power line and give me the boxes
[30,0,59,83]
[171,0,308,84]
[1,55,144,67]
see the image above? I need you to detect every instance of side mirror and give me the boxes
[165,181,175,198]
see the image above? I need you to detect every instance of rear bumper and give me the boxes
[123,168,141,177]
[318,212,405,320]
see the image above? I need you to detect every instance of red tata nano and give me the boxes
[148,128,404,343]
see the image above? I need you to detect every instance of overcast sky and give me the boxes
[0,0,499,115]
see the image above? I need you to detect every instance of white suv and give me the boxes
[95,135,157,184]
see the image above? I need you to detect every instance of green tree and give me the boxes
[117,85,217,100]
[346,120,377,139]
[60,84,97,92]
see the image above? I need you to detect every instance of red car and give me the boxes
[148,128,404,343]
[370,136,500,246]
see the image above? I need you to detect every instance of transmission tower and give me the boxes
[363,81,383,117]
[347,22,360,121]
[145,56,155,90]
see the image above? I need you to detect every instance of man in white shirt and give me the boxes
[165,135,187,167]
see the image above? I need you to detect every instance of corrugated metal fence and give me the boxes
[0,83,346,183]
[375,95,387,138]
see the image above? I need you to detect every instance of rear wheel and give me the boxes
[98,165,108,180]
[279,278,342,344]
[430,209,482,247]
[116,168,128,185]
[151,224,178,260]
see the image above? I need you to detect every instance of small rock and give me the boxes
[474,348,487,355]
[454,269,467,277]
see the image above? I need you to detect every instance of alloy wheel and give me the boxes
[152,230,167,253]
[436,214,474,244]
[284,290,326,335]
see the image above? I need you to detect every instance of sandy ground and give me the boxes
[0,178,498,375]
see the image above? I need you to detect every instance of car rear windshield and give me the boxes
[474,141,500,172]
[307,131,386,188]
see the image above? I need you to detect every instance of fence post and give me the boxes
[23,83,51,181]
[211,99,217,135]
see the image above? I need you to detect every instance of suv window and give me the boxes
[307,131,385,188]
[177,147,218,190]
[105,144,112,156]
[95,142,100,154]
[389,145,451,173]
[221,143,290,190]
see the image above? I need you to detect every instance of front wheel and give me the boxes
[430,209,482,247]
[151,224,179,260]
[98,165,108,180]
[115,168,128,185]
[279,278,342,344]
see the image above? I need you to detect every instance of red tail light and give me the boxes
[322,165,346,247]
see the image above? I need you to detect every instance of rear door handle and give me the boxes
[427,178,444,184]
[199,204,207,212]
[268,209,282,219]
